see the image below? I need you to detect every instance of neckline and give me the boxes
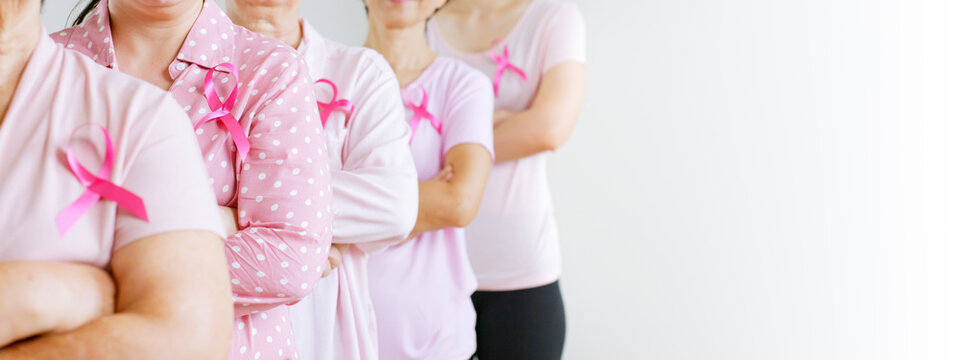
[429,0,539,57]
[402,57,444,92]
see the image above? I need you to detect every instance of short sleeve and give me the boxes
[441,68,495,160]
[113,95,225,250]
[540,2,587,73]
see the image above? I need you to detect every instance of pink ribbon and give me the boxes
[405,85,440,144]
[56,125,148,236]
[314,79,354,128]
[194,62,250,162]
[489,44,528,97]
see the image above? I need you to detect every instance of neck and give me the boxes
[364,19,435,86]
[226,2,302,48]
[0,0,41,122]
[108,0,201,84]
[446,0,520,12]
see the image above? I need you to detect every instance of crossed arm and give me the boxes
[0,231,234,360]
[407,143,493,240]
[490,62,586,163]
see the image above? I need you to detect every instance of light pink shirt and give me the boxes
[55,2,334,359]
[367,57,494,360]
[0,29,223,265]
[427,0,586,291]
[288,20,418,360]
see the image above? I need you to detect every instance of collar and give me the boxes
[71,0,237,74]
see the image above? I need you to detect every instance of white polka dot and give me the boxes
[251,327,258,335]
[286,212,294,219]
[240,186,248,194]
[200,28,208,34]
[316,211,323,218]
[272,140,280,146]
[239,210,246,217]
[254,352,261,359]
[256,254,265,261]
[270,204,279,211]
[291,148,299,155]
[280,261,289,268]
[211,44,218,50]
[301,265,309,272]
[221,185,229,193]
[258,173,266,180]
[274,181,282,188]
[200,54,207,61]
[308,178,315,184]
[255,196,263,203]
[243,164,251,171]
[274,121,282,127]
[256,271,266,278]
[220,160,228,168]
[275,160,284,165]
[176,62,186,71]
[221,33,229,39]
[280,278,288,285]
[267,336,273,343]
[255,287,263,293]
[239,346,247,354]
[301,283,308,289]
[232,246,241,252]
[291,107,298,113]
[188,40,196,46]
[231,278,240,284]
[259,69,267,75]
[188,86,197,93]
[305,137,311,143]
[289,190,298,196]
[300,221,309,227]
[231,262,240,268]
[305,199,313,206]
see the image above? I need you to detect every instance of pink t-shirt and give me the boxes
[0,29,223,265]
[367,57,494,360]
[426,0,586,291]
[55,2,334,359]
[288,20,418,360]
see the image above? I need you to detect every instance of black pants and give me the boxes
[471,281,566,360]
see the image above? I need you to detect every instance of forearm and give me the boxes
[331,167,418,250]
[226,226,329,317]
[492,108,562,163]
[412,179,472,234]
[0,262,113,348]
[0,313,201,360]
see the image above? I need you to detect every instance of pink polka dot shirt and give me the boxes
[54,1,334,359]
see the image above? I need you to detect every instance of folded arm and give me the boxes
[0,262,114,348]
[0,231,234,360]
[492,62,586,163]
[409,144,492,239]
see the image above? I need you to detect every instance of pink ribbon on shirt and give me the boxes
[56,125,148,236]
[194,62,250,162]
[405,85,440,144]
[489,43,528,97]
[315,79,354,128]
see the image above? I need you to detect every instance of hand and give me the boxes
[219,206,239,237]
[432,165,453,182]
[493,109,514,126]
[320,244,348,278]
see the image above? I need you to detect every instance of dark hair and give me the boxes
[72,0,100,27]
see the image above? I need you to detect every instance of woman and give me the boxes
[0,0,232,357]
[58,1,334,358]
[427,0,586,358]
[226,1,419,359]
[363,0,495,359]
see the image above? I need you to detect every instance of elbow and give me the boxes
[444,196,481,229]
[539,125,571,152]
[169,295,233,359]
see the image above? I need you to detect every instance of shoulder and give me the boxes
[49,26,97,58]
[230,24,311,85]
[312,36,398,87]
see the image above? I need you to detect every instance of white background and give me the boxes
[42,1,960,359]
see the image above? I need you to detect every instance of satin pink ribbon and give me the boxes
[194,62,250,162]
[489,44,528,97]
[405,85,440,144]
[56,125,148,236]
[315,79,354,128]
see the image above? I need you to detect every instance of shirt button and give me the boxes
[176,62,187,71]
